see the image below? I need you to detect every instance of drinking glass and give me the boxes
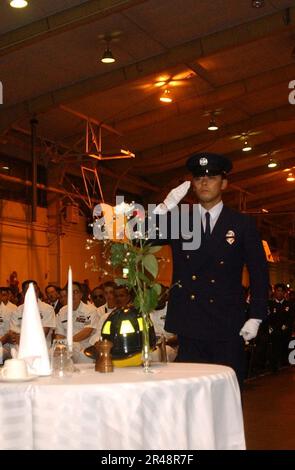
[51,339,74,378]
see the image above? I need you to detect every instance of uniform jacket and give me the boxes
[266,299,294,333]
[155,205,269,341]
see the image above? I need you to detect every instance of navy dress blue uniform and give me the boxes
[155,153,269,388]
[266,298,294,370]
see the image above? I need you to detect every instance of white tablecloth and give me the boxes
[0,363,245,450]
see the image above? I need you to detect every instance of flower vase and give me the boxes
[141,311,152,373]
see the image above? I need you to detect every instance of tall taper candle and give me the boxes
[67,266,73,353]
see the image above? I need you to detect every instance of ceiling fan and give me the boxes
[155,71,196,88]
[258,149,283,158]
[133,70,196,91]
[229,130,262,141]
[202,108,223,117]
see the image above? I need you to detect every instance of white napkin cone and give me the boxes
[18,283,51,376]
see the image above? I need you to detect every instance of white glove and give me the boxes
[153,181,191,214]
[153,202,169,215]
[239,318,261,341]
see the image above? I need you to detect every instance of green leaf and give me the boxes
[147,246,162,254]
[142,254,158,279]
[134,295,142,311]
[137,271,151,284]
[144,287,159,313]
[111,243,125,255]
[115,278,129,286]
[110,243,126,266]
[152,283,162,296]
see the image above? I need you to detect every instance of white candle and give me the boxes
[67,266,73,353]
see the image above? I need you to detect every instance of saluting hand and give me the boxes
[153,181,191,214]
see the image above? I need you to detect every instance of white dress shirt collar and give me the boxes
[199,200,223,232]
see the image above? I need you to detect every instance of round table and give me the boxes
[0,362,245,450]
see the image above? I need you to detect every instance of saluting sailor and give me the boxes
[153,152,269,388]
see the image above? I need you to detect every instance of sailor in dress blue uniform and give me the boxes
[154,152,269,388]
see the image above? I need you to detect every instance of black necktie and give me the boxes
[204,212,211,241]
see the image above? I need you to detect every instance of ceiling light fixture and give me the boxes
[252,0,264,8]
[208,115,219,131]
[101,46,115,63]
[1,166,9,170]
[160,88,173,103]
[286,172,295,182]
[242,140,252,152]
[10,0,28,8]
[267,158,278,168]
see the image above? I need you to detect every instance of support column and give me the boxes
[47,162,64,286]
[30,118,38,222]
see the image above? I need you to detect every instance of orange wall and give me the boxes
[0,200,102,292]
[156,245,173,287]
[0,200,48,290]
